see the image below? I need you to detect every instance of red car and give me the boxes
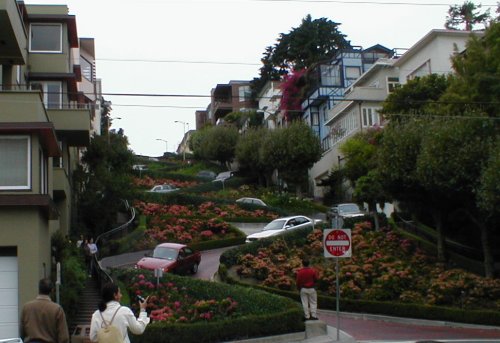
[136,243,201,274]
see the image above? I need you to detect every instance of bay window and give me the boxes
[0,136,31,190]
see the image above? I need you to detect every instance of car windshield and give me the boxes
[263,220,286,231]
[152,247,178,260]
[338,204,361,213]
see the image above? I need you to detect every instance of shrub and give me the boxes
[110,269,304,343]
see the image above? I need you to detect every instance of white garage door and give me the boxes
[0,256,19,339]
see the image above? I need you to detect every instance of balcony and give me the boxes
[0,0,27,65]
[47,108,91,146]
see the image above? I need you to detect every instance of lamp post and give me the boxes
[174,120,188,161]
[156,139,168,155]
[107,116,121,145]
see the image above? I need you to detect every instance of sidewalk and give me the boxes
[225,319,356,343]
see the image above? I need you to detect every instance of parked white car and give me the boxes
[147,184,179,193]
[245,215,319,243]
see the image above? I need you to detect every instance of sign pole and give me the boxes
[336,257,340,341]
[324,226,351,342]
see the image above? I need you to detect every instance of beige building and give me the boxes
[0,1,100,338]
[311,29,480,201]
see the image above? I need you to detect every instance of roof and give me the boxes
[156,242,187,249]
[393,29,482,67]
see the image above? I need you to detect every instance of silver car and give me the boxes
[245,215,319,243]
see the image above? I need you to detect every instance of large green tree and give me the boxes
[253,15,350,93]
[378,23,500,273]
[74,132,135,238]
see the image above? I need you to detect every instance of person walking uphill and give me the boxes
[20,278,70,343]
[90,282,150,343]
[296,259,319,321]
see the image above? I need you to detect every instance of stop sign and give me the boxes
[323,229,352,258]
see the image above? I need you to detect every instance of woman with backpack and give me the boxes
[89,282,150,343]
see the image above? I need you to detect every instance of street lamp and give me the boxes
[156,138,168,155]
[174,120,189,161]
[107,116,121,145]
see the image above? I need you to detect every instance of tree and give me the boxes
[440,22,500,118]
[190,125,239,168]
[235,128,273,185]
[445,1,491,30]
[254,15,350,93]
[74,132,135,237]
[260,122,321,197]
[379,74,449,123]
[339,128,386,230]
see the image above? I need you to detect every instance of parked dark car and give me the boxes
[326,203,366,222]
[236,197,267,207]
[196,170,217,180]
[136,243,201,274]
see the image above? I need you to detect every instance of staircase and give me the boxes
[69,277,100,343]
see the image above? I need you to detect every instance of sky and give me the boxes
[24,0,495,157]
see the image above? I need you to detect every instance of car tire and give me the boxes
[191,263,199,274]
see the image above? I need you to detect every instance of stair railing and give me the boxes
[92,199,136,289]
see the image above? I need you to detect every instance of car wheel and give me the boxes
[191,263,199,274]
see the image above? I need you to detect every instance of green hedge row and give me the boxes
[220,264,500,326]
[110,271,305,343]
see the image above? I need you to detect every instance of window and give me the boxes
[362,108,380,127]
[387,77,400,94]
[81,57,93,81]
[408,60,431,80]
[238,86,251,101]
[29,23,62,53]
[53,141,63,168]
[39,149,48,194]
[30,81,62,109]
[321,65,340,86]
[0,136,31,190]
[345,66,361,80]
[16,66,22,86]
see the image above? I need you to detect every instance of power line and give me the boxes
[243,0,497,6]
[97,58,261,66]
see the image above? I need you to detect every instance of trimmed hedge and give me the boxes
[110,271,304,343]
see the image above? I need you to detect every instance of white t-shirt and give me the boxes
[89,301,150,343]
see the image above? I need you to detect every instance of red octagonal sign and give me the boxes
[323,229,352,258]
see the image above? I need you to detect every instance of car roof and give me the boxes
[271,215,309,221]
[156,242,187,249]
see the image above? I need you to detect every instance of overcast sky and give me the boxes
[24,0,493,157]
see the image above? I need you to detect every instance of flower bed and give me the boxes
[130,273,238,323]
[133,176,198,189]
[222,222,500,311]
[134,200,278,220]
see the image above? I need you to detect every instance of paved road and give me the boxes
[99,222,500,342]
[318,311,500,342]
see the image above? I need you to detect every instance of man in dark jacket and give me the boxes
[20,278,69,343]
[296,259,319,320]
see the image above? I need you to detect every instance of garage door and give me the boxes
[0,255,19,339]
